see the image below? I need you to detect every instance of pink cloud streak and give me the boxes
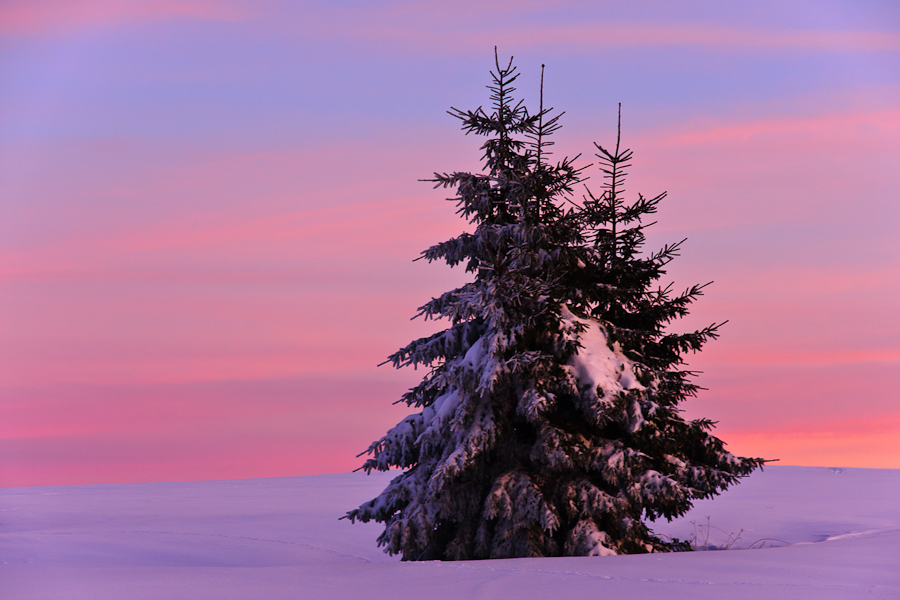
[598,108,900,233]
[722,414,900,469]
[502,23,900,52]
[0,0,247,35]
[13,1,895,54]
[0,378,414,486]
[299,9,900,54]
[0,197,455,281]
[702,349,900,368]
[644,110,900,148]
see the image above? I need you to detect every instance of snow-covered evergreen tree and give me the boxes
[344,52,764,560]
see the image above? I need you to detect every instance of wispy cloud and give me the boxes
[0,377,413,485]
[296,10,900,55]
[10,1,897,55]
[575,24,900,51]
[0,0,248,35]
[0,137,471,282]
[643,110,900,147]
[476,23,900,53]
[0,196,454,281]
[722,414,900,468]
[708,348,900,368]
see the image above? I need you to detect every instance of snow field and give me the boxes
[2,466,898,599]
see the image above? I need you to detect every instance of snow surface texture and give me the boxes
[2,466,898,599]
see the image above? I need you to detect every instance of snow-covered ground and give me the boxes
[2,466,898,599]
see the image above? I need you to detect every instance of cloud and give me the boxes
[0,137,472,282]
[721,414,900,469]
[642,110,900,148]
[707,348,900,368]
[0,377,414,485]
[493,23,900,53]
[7,0,898,56]
[0,0,248,35]
[598,108,900,233]
[4,378,896,487]
[290,8,900,55]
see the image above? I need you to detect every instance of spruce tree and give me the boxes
[344,52,764,560]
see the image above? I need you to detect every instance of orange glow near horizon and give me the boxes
[723,415,900,470]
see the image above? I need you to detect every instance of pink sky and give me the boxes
[1,0,898,486]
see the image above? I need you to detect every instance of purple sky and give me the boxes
[1,0,899,485]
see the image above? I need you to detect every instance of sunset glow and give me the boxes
[1,0,898,486]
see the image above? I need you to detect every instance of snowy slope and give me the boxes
[2,466,898,599]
